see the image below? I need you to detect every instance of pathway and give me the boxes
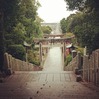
[43,47,64,72]
[0,71,99,99]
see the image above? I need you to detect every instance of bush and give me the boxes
[8,44,26,60]
[27,50,40,66]
[65,54,72,66]
[76,46,84,55]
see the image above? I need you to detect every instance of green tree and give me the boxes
[60,18,67,33]
[41,26,52,34]
[0,0,43,70]
[64,0,99,11]
[64,0,99,53]
[8,45,26,60]
[0,0,5,70]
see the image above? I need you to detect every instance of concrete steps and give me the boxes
[0,71,99,99]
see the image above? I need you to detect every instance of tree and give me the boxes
[64,0,99,53]
[41,26,52,34]
[60,18,67,33]
[64,0,99,11]
[0,0,5,70]
[8,45,26,60]
[0,0,43,70]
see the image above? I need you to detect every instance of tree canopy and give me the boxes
[0,0,43,70]
[41,26,52,34]
[63,0,99,53]
[64,0,99,11]
[60,18,67,33]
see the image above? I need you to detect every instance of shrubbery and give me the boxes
[8,44,26,60]
[27,50,40,66]
[65,54,72,66]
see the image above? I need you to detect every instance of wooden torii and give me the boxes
[43,34,64,38]
[33,37,72,43]
[33,36,74,66]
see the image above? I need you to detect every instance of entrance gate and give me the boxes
[33,34,73,66]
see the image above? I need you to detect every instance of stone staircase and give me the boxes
[0,71,99,99]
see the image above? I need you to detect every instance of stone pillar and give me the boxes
[91,51,97,85]
[95,50,99,86]
[83,55,89,81]
[62,47,63,53]
[4,53,9,70]
[72,50,77,58]
[89,55,92,82]
[93,51,98,85]
[61,42,64,53]
[39,42,42,66]
[4,53,13,75]
[8,54,13,69]
[77,51,82,69]
[64,42,66,58]
[63,42,66,68]
[84,46,87,55]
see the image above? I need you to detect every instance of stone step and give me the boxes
[5,71,76,83]
[0,71,99,99]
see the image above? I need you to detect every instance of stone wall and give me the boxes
[65,49,99,86]
[4,53,42,72]
[65,51,82,72]
[65,56,77,71]
[83,49,99,86]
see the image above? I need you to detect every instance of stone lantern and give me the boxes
[23,41,31,62]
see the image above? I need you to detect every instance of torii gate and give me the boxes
[43,34,64,38]
[33,36,73,66]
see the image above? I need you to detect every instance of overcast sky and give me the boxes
[37,0,76,23]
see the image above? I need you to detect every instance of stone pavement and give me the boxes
[0,71,99,99]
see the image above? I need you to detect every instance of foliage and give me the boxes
[60,18,67,33]
[41,26,52,34]
[63,0,99,53]
[5,22,26,47]
[2,0,42,46]
[8,45,26,60]
[65,12,99,53]
[27,50,40,66]
[64,32,75,37]
[65,54,72,66]
[64,0,99,11]
[76,46,84,55]
[66,0,85,10]
[0,0,43,70]
[0,0,6,70]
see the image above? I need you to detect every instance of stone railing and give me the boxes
[4,53,42,73]
[64,56,77,71]
[65,49,99,86]
[83,49,99,86]
[65,52,82,72]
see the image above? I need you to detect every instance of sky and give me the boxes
[37,0,76,23]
